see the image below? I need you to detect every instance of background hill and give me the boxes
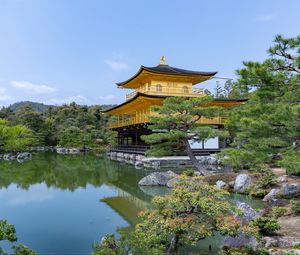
[8,101,52,113]
[7,101,116,112]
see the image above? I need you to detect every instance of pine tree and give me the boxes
[142,96,227,176]
[221,35,300,175]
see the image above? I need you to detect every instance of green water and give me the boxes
[0,152,262,255]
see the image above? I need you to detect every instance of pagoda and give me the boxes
[103,57,246,154]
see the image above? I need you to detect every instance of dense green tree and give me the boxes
[0,119,35,151]
[142,96,227,175]
[221,35,300,175]
[93,177,257,255]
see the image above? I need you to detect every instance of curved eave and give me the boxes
[101,92,166,114]
[102,94,248,115]
[116,65,217,88]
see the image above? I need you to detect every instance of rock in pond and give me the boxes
[234,174,252,193]
[3,153,15,160]
[17,152,32,162]
[138,171,178,186]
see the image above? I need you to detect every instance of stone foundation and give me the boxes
[107,151,230,172]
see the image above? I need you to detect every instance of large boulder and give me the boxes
[263,188,281,202]
[236,202,261,222]
[262,236,300,249]
[281,183,300,197]
[223,233,258,249]
[138,171,178,186]
[234,174,252,193]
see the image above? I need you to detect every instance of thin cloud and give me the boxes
[46,95,87,105]
[0,87,13,101]
[11,80,57,94]
[99,94,115,101]
[105,60,130,71]
[256,13,276,22]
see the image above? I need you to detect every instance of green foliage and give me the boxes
[182,169,195,177]
[142,96,228,175]
[221,35,300,174]
[293,243,300,249]
[280,151,300,176]
[0,102,114,150]
[94,177,258,255]
[270,206,288,218]
[290,200,300,215]
[11,244,37,255]
[0,220,17,242]
[0,119,36,151]
[255,166,278,189]
[251,217,281,235]
[0,220,36,255]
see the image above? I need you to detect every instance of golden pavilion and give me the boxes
[103,57,246,154]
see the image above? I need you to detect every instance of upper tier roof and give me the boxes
[116,62,217,88]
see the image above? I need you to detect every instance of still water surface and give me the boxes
[0,152,153,254]
[0,152,262,254]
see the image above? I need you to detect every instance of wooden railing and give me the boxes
[108,114,225,129]
[125,87,206,101]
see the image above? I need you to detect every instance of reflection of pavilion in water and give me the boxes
[101,185,150,226]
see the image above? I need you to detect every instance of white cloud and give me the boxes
[256,13,276,22]
[11,80,57,94]
[0,87,13,101]
[46,95,87,105]
[99,94,115,101]
[105,60,130,71]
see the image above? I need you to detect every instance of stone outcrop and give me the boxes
[234,174,252,193]
[138,171,178,186]
[263,183,300,201]
[263,188,281,202]
[262,236,300,249]
[281,183,300,197]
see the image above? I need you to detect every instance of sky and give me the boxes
[0,0,299,107]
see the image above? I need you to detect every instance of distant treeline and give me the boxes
[0,101,116,148]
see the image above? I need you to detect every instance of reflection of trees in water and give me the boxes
[0,152,149,201]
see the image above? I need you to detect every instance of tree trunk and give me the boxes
[167,234,179,255]
[185,139,210,176]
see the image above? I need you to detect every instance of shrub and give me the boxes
[251,217,281,235]
[254,166,277,189]
[280,151,300,176]
[293,243,300,249]
[290,200,300,215]
[182,169,195,177]
[271,206,288,218]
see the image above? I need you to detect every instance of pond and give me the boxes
[0,152,262,255]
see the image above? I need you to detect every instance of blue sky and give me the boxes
[0,0,299,107]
